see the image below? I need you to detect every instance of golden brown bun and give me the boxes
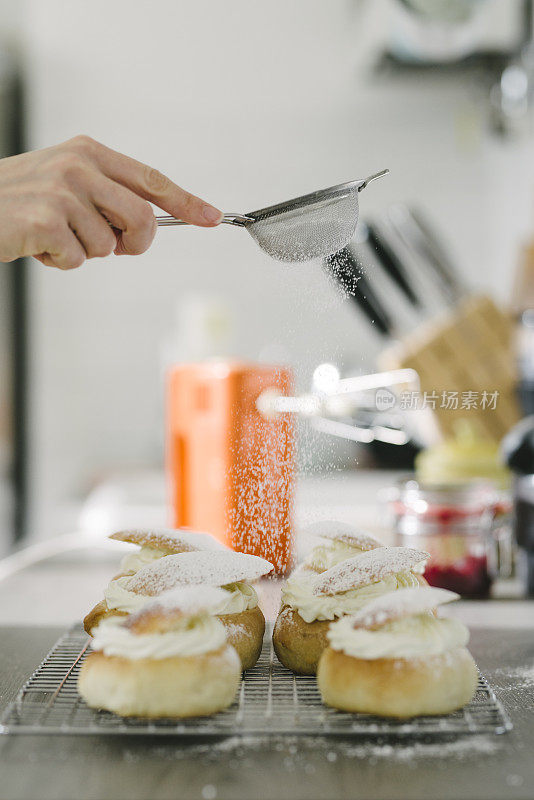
[317,646,478,718]
[271,574,427,676]
[218,606,265,671]
[78,644,241,718]
[272,606,330,675]
[83,602,127,636]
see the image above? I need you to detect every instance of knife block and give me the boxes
[379,295,520,441]
[166,361,295,574]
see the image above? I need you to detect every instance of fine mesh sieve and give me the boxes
[156,169,389,263]
[243,170,388,263]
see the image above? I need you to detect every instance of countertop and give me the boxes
[0,470,533,800]
[0,622,533,800]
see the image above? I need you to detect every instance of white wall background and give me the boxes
[8,0,534,538]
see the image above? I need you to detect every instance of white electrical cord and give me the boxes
[0,532,119,583]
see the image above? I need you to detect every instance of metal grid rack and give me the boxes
[0,627,512,738]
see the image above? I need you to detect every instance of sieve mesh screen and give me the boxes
[245,189,359,264]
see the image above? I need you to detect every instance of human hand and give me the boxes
[0,135,223,269]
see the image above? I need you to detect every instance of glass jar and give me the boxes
[390,478,512,598]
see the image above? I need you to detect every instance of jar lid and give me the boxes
[391,477,497,523]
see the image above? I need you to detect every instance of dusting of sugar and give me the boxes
[350,587,459,630]
[109,528,225,553]
[313,547,430,596]
[492,665,534,691]
[329,735,500,762]
[221,621,247,640]
[119,733,500,767]
[127,551,274,596]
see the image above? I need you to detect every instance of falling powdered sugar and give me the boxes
[127,551,274,596]
[313,546,429,596]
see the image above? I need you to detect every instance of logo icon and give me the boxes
[375,388,396,411]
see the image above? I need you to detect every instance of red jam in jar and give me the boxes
[424,554,492,598]
[390,479,502,599]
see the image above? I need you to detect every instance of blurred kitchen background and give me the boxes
[2,0,534,586]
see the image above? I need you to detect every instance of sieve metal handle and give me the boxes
[358,169,390,192]
[156,171,389,227]
[155,213,253,227]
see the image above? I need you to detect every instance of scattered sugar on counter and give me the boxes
[121,733,500,766]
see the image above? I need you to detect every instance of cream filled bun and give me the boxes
[317,586,478,718]
[272,547,429,675]
[84,551,273,670]
[302,521,383,573]
[109,527,226,577]
[78,585,241,718]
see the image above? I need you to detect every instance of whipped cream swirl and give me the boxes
[281,569,421,623]
[104,577,257,615]
[91,613,228,659]
[328,612,469,659]
[217,582,258,614]
[104,576,149,613]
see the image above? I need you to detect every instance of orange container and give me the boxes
[166,361,295,574]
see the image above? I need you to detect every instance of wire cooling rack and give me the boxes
[0,626,512,738]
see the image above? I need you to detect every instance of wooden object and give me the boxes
[379,296,520,442]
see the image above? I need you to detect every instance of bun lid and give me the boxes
[349,586,459,630]
[125,585,229,634]
[304,520,382,551]
[127,550,274,596]
[312,546,429,596]
[109,527,225,554]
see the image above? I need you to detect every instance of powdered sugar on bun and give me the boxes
[304,520,382,551]
[126,585,230,634]
[109,528,225,553]
[313,546,429,596]
[127,551,274,596]
[350,586,459,630]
